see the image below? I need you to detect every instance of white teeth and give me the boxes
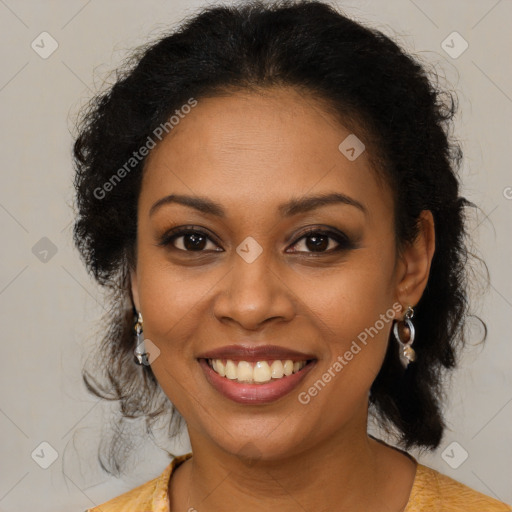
[225,360,237,380]
[270,360,284,379]
[253,361,271,383]
[237,361,253,382]
[207,358,308,383]
[216,359,226,377]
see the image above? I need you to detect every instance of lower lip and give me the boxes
[198,359,316,405]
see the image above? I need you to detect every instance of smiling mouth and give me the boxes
[202,358,315,384]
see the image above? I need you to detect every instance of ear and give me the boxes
[130,267,141,312]
[395,210,435,316]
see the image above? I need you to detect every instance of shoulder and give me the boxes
[85,453,193,512]
[406,463,511,512]
[85,468,170,512]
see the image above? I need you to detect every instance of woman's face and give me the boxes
[131,87,423,460]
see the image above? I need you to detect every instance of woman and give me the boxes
[72,1,511,510]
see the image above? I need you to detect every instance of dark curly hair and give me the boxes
[72,0,488,476]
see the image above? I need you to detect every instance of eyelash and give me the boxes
[157,225,354,255]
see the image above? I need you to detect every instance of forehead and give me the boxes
[140,87,392,223]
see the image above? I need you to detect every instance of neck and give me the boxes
[170,413,414,512]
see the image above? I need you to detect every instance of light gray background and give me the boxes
[0,0,511,510]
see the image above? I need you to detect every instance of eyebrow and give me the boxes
[149,192,367,218]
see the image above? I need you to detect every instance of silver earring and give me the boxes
[393,305,416,368]
[134,312,149,366]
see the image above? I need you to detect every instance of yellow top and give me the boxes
[87,452,511,512]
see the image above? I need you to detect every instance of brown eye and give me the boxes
[287,229,352,254]
[176,232,211,251]
[158,228,222,252]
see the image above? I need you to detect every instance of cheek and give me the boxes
[299,247,397,394]
[136,255,211,419]
[288,261,397,444]
[304,248,396,344]
[136,254,217,350]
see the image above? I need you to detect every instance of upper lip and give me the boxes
[197,344,316,362]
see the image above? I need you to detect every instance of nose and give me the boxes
[212,249,296,331]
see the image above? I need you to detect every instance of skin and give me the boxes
[130,86,435,512]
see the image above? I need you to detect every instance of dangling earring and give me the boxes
[393,305,416,368]
[134,311,148,366]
